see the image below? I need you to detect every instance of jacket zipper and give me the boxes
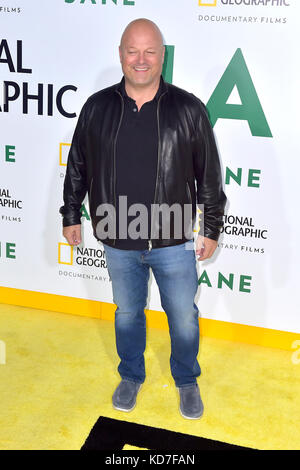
[113,91,125,246]
[89,177,94,215]
[149,90,167,251]
[90,177,94,200]
[186,181,192,205]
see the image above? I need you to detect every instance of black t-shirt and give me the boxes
[113,78,162,250]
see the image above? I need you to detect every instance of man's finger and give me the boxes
[196,237,217,261]
[72,230,81,245]
[198,248,211,260]
[197,245,209,260]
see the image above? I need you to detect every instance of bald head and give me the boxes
[119,18,165,93]
[120,18,164,51]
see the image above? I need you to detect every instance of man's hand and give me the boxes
[195,235,218,261]
[62,224,82,246]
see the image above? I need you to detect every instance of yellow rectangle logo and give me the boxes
[59,143,71,167]
[58,243,73,265]
[199,0,217,6]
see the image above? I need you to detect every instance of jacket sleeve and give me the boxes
[59,101,88,227]
[193,100,227,241]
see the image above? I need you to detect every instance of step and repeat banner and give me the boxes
[1,0,299,333]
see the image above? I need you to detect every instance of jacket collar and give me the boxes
[115,75,168,100]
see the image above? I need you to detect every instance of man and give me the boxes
[60,19,226,419]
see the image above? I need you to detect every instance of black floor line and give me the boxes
[81,416,256,451]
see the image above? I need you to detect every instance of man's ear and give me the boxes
[119,46,122,63]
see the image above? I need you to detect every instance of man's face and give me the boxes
[119,24,165,89]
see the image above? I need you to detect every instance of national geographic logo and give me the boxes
[58,243,109,282]
[65,0,135,5]
[0,188,22,209]
[198,0,290,6]
[198,0,290,24]
[59,143,70,168]
[218,214,267,256]
[58,243,107,268]
[0,40,77,117]
[0,187,22,223]
[199,0,217,5]
[221,214,268,239]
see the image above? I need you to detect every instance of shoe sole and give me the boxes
[179,407,204,420]
[112,384,142,412]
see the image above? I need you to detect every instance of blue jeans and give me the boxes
[103,241,201,387]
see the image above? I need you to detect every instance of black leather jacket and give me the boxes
[60,77,227,248]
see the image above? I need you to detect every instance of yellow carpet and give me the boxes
[0,303,299,450]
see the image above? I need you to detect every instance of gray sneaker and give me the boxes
[178,384,204,419]
[112,379,142,412]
